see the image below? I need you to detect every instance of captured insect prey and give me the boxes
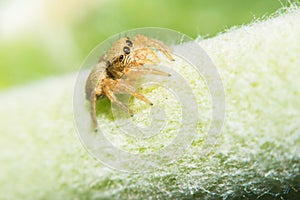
[85,34,175,131]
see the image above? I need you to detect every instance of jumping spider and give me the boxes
[85,34,174,131]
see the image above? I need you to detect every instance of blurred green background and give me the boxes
[0,0,284,90]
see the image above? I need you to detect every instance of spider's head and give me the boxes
[105,37,133,66]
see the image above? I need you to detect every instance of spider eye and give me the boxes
[106,61,110,67]
[123,46,130,54]
[126,39,133,47]
[119,55,124,61]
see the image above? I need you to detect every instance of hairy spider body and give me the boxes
[85,34,174,131]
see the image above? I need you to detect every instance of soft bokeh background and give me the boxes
[0,0,283,89]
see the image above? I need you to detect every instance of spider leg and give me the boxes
[147,48,160,62]
[117,81,153,106]
[103,84,134,116]
[90,92,98,132]
[134,35,175,61]
[138,47,160,62]
[126,67,171,77]
[132,48,158,66]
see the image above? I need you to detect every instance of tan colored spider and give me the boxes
[85,34,174,131]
